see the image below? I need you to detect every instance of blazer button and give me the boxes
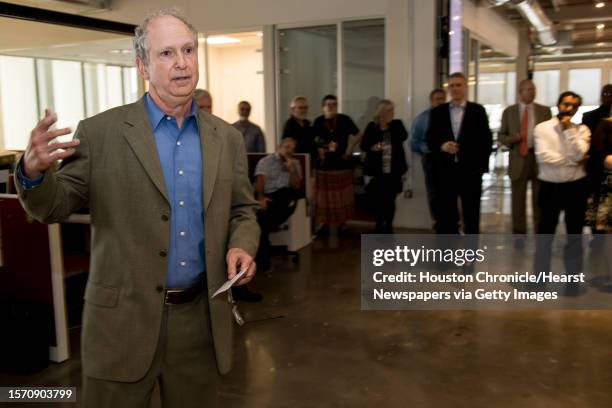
[159,249,168,257]
[156,285,164,293]
[161,214,169,221]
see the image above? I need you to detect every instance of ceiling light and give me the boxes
[597,23,605,30]
[205,36,241,45]
[452,16,460,21]
[596,2,605,8]
[449,30,455,35]
[256,32,263,37]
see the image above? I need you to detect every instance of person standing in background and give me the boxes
[586,118,612,233]
[194,88,212,113]
[499,79,551,242]
[584,84,612,239]
[361,99,408,233]
[312,94,360,235]
[426,72,493,234]
[232,101,266,153]
[410,88,446,230]
[583,84,612,135]
[282,96,315,160]
[534,91,590,278]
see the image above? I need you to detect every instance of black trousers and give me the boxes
[421,154,437,229]
[534,178,588,275]
[434,168,483,234]
[368,174,402,233]
[256,188,299,267]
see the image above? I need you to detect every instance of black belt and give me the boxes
[165,280,206,305]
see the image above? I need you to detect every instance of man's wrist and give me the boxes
[17,161,45,189]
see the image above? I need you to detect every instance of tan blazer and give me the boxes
[15,97,260,382]
[499,103,552,180]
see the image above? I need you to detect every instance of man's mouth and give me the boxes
[172,75,191,81]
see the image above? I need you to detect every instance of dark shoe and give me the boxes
[232,286,263,302]
[315,224,330,237]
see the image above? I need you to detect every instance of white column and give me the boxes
[388,0,437,229]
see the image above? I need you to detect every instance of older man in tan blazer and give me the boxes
[14,10,259,408]
[499,79,551,238]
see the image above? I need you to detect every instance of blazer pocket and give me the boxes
[84,282,119,308]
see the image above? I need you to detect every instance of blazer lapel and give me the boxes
[198,111,222,211]
[123,97,170,205]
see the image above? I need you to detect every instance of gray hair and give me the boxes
[134,9,198,63]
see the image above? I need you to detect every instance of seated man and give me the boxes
[254,137,303,270]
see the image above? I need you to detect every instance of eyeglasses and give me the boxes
[603,92,612,97]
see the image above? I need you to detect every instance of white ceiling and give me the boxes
[0,16,135,65]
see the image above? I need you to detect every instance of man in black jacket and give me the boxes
[583,84,612,135]
[426,72,493,234]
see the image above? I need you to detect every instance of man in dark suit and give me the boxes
[427,72,493,234]
[499,79,552,236]
[583,84,612,135]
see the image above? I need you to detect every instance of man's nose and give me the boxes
[175,52,187,68]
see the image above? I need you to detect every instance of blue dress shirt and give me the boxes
[145,93,205,288]
[410,108,431,155]
[18,95,207,289]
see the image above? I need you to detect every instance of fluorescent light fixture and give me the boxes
[597,23,605,30]
[205,36,241,45]
[256,32,263,37]
[595,2,605,8]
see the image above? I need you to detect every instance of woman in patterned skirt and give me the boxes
[312,95,360,233]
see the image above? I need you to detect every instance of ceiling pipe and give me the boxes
[485,0,557,46]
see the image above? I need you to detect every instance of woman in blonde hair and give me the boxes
[360,99,408,233]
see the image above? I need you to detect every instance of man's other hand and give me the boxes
[226,247,256,286]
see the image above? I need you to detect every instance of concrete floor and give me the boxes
[2,160,612,407]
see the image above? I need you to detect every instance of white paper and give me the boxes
[211,269,247,299]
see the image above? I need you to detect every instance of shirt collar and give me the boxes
[145,92,198,130]
[450,100,466,109]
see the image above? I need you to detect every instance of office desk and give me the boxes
[0,194,90,363]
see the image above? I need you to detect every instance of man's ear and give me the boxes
[136,57,149,81]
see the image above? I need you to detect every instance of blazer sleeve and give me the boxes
[393,119,408,142]
[498,106,513,146]
[226,128,261,257]
[15,120,90,224]
[426,107,442,153]
[478,105,493,172]
[360,122,377,151]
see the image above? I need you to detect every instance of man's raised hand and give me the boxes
[23,109,79,179]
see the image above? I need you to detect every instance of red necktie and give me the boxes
[519,107,529,157]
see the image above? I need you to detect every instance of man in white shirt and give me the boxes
[499,79,551,238]
[533,91,591,278]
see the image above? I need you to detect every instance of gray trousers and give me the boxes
[82,293,219,408]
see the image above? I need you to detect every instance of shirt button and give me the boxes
[179,200,185,206]
[180,231,186,236]
[161,214,169,221]
[177,141,182,146]
[166,116,171,120]
[178,170,184,176]
[156,285,164,293]
[180,261,186,267]
[159,249,168,257]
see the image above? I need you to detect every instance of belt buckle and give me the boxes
[164,288,184,305]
